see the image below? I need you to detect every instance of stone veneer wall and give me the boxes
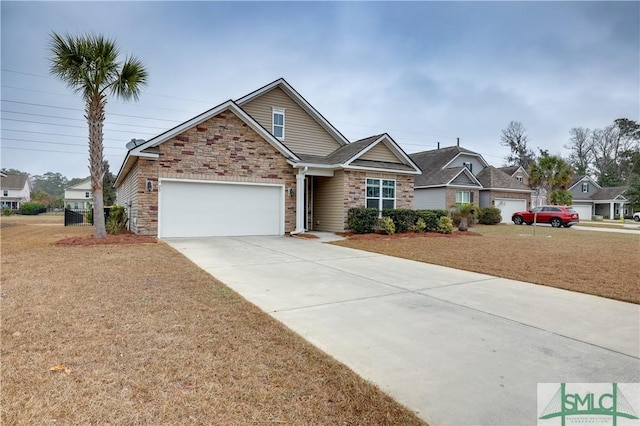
[132,110,297,236]
[342,170,414,229]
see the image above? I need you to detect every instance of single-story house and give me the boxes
[568,176,629,220]
[64,179,93,210]
[1,173,31,210]
[410,145,533,223]
[115,78,421,238]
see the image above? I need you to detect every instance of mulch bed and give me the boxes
[55,233,157,246]
[342,230,482,240]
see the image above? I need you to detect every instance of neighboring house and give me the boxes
[498,165,546,207]
[115,78,421,238]
[0,174,31,209]
[64,179,93,210]
[568,176,629,220]
[410,145,533,223]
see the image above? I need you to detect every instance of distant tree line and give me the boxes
[500,118,640,209]
[1,160,117,209]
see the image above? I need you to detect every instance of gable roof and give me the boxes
[292,134,421,174]
[410,146,485,187]
[590,186,628,201]
[65,179,92,191]
[236,78,350,147]
[0,174,29,190]
[568,175,601,191]
[498,165,529,177]
[476,166,533,192]
[115,100,300,186]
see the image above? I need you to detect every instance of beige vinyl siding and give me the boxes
[241,87,342,156]
[313,171,345,232]
[116,161,139,233]
[359,142,401,163]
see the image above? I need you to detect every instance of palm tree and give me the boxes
[528,155,574,205]
[49,32,147,237]
[454,202,478,232]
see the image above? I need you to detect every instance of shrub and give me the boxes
[478,207,502,225]
[436,216,453,234]
[414,217,426,233]
[377,216,395,235]
[2,208,12,216]
[87,208,93,225]
[347,207,379,234]
[382,209,416,233]
[19,202,47,215]
[415,210,447,231]
[105,205,128,235]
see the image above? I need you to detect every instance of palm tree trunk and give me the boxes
[458,217,468,232]
[87,95,107,238]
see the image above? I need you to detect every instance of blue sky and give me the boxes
[1,1,638,180]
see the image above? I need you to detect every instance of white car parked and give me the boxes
[633,212,640,222]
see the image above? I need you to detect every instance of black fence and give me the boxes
[64,208,111,226]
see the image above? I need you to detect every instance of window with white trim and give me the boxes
[455,191,473,204]
[516,176,523,182]
[272,108,285,140]
[85,191,90,198]
[463,162,473,172]
[582,182,589,193]
[366,178,395,210]
[2,190,7,197]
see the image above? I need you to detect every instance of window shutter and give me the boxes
[470,192,474,203]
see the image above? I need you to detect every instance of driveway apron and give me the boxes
[165,235,640,426]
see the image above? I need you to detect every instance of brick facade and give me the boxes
[445,187,480,209]
[132,110,297,236]
[341,170,414,229]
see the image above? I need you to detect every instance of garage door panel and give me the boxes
[160,180,283,238]
[494,199,527,223]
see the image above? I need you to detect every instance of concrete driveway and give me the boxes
[166,235,640,425]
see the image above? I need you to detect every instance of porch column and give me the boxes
[610,202,615,220]
[294,168,306,233]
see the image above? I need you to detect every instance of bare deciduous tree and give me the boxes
[564,127,593,176]
[500,121,536,170]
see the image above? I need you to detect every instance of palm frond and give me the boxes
[110,55,148,101]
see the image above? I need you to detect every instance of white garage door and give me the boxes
[159,180,284,238]
[494,199,527,224]
[571,204,592,221]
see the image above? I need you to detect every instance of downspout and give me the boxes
[291,166,308,235]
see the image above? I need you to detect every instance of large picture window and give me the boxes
[366,178,395,210]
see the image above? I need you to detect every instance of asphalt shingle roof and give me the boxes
[0,174,28,190]
[476,166,532,191]
[590,186,627,200]
[410,146,477,187]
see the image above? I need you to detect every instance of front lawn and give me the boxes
[332,224,639,304]
[1,216,425,425]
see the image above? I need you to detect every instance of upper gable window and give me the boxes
[85,191,90,198]
[272,108,285,140]
[582,182,589,193]
[516,176,523,183]
[463,162,473,173]
[2,190,7,197]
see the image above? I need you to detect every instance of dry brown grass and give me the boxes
[1,216,425,425]
[333,224,639,304]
